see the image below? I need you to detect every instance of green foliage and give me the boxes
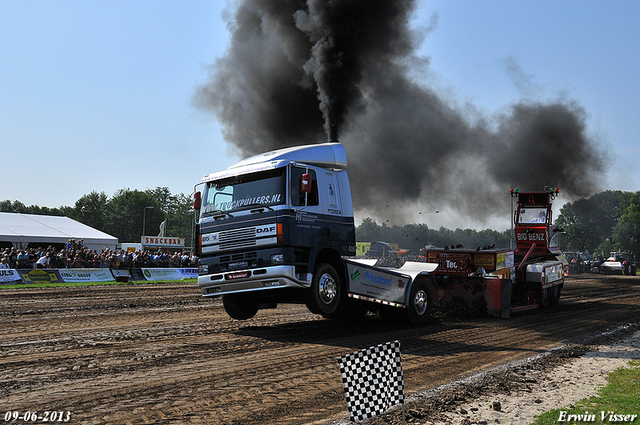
[0,186,195,248]
[104,189,160,243]
[355,218,511,253]
[3,188,639,257]
[0,199,68,216]
[612,191,640,255]
[556,190,640,256]
[71,191,109,230]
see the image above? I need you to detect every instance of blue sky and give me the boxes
[2,0,639,228]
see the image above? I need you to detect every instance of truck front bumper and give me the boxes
[198,265,312,297]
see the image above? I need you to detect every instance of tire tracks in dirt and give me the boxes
[1,275,639,424]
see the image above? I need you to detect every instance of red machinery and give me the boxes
[423,188,565,318]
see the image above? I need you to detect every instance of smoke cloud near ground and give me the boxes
[195,0,606,228]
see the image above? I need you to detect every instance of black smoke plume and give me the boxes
[195,0,606,227]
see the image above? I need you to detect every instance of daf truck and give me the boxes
[193,142,564,324]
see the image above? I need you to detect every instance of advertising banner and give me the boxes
[474,253,496,268]
[129,268,146,281]
[17,269,64,284]
[177,268,198,278]
[345,260,408,305]
[0,269,22,284]
[141,268,185,281]
[59,268,114,283]
[426,252,471,275]
[496,251,515,270]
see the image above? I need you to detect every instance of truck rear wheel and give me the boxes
[540,287,551,308]
[222,294,259,320]
[550,285,561,306]
[306,263,342,315]
[406,279,433,325]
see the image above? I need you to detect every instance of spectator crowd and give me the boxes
[0,239,198,270]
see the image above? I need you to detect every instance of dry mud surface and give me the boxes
[1,274,640,425]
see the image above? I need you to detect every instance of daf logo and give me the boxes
[257,226,276,234]
[202,234,218,243]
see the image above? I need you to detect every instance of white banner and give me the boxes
[59,268,114,282]
[177,268,198,278]
[141,268,185,281]
[0,269,22,284]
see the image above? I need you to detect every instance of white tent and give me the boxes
[0,212,117,252]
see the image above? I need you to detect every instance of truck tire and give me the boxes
[405,279,433,325]
[306,263,342,315]
[540,287,551,308]
[550,285,561,306]
[222,294,259,320]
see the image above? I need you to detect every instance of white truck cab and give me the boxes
[194,142,356,319]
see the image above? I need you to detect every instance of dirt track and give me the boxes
[1,274,640,425]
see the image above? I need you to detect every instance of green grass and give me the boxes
[532,360,640,424]
[0,278,197,290]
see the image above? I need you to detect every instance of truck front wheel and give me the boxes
[222,294,259,320]
[306,263,342,315]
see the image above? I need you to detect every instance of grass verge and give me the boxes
[532,360,640,424]
[0,278,197,290]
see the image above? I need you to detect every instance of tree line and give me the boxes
[355,217,512,254]
[0,187,195,248]
[2,189,638,258]
[356,190,640,258]
[555,190,640,256]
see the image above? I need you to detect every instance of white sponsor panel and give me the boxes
[0,269,22,284]
[142,268,185,281]
[59,268,114,282]
[177,268,198,278]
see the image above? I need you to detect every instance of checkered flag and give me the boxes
[336,340,404,422]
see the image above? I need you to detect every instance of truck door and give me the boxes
[290,166,329,249]
[326,172,340,214]
[291,166,319,208]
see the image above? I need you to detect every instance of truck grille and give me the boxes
[219,227,257,250]
[220,252,258,263]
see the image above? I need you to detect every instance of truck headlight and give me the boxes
[271,254,284,265]
[199,264,209,274]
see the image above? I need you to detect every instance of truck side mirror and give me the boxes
[193,191,202,211]
[301,173,312,194]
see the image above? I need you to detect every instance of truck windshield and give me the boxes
[518,207,548,224]
[201,167,286,216]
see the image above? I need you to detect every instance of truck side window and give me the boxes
[326,172,338,207]
[291,167,319,206]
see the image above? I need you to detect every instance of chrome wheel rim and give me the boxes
[318,273,337,304]
[413,289,428,316]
